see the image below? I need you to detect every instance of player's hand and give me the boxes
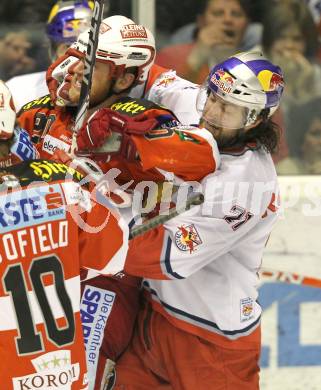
[76,109,126,150]
[76,108,159,160]
[197,23,236,48]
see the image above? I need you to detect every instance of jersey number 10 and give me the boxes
[3,255,75,355]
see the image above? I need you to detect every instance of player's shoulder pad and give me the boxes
[0,159,84,188]
[110,96,174,117]
[18,94,54,114]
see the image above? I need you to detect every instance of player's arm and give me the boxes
[76,108,220,182]
[131,124,219,181]
[123,213,259,280]
[76,186,129,275]
[146,69,202,125]
[123,177,276,280]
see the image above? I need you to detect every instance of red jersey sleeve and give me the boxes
[77,192,129,275]
[132,125,219,181]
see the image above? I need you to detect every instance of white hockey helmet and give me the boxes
[70,15,156,84]
[0,80,16,140]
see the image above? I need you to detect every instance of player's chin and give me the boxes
[202,119,221,136]
[68,87,81,104]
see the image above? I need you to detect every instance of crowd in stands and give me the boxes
[0,0,321,174]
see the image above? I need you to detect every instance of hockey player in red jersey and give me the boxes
[0,80,128,389]
[16,15,219,390]
[112,52,285,390]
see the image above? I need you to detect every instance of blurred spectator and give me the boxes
[6,0,95,111]
[277,97,321,175]
[168,0,265,47]
[304,0,321,25]
[0,1,56,24]
[260,0,321,120]
[304,0,321,61]
[156,0,256,84]
[0,32,36,80]
[169,21,262,49]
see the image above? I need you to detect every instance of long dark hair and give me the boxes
[227,109,280,154]
[242,116,280,154]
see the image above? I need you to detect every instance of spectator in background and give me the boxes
[0,32,36,80]
[0,0,56,24]
[6,0,95,111]
[168,0,264,48]
[156,0,256,84]
[277,97,321,175]
[260,0,321,122]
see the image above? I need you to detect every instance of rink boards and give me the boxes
[261,176,321,389]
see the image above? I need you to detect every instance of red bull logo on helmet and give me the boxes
[269,72,284,91]
[63,19,90,38]
[210,69,234,94]
[257,70,284,92]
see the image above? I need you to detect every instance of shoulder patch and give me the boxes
[20,94,53,112]
[155,74,177,88]
[110,96,179,126]
[110,96,156,116]
[0,159,83,188]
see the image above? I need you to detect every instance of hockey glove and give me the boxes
[46,48,82,106]
[76,108,159,161]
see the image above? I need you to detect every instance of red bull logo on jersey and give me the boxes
[156,75,176,88]
[210,69,234,94]
[240,297,254,322]
[174,224,202,253]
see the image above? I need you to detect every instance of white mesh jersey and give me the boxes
[126,145,279,347]
[130,67,201,125]
[6,71,48,112]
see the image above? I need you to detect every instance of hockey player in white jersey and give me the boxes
[112,52,285,390]
[6,0,94,111]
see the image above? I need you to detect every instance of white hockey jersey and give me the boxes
[6,71,48,112]
[130,65,201,125]
[124,145,279,348]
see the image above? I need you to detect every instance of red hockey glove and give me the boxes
[76,108,159,161]
[76,109,124,150]
[46,48,83,106]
